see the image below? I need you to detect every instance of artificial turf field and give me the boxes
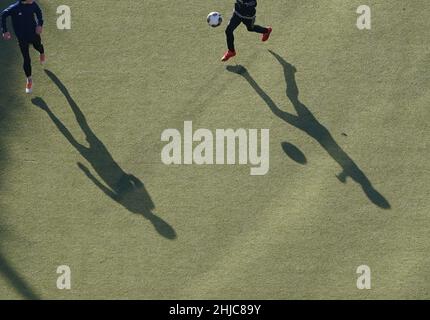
[0,0,429,300]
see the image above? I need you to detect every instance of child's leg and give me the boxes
[32,35,45,54]
[225,13,242,51]
[18,40,32,78]
[243,17,269,34]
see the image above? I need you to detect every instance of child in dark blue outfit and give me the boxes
[1,0,46,93]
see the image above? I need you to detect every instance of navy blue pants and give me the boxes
[18,34,44,77]
[225,13,268,51]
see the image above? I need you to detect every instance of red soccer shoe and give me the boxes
[262,27,272,42]
[221,50,236,62]
[25,80,33,94]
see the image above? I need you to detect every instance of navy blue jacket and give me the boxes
[235,0,257,18]
[1,1,44,41]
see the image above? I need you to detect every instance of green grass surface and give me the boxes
[0,0,429,299]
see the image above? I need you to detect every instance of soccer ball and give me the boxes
[207,12,222,28]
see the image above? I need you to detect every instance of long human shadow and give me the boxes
[227,52,390,209]
[31,70,176,239]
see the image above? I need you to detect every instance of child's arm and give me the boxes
[34,2,44,34]
[1,5,12,35]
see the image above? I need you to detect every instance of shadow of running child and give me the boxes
[227,52,390,210]
[32,70,177,239]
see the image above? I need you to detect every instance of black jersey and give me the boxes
[235,0,257,18]
[1,1,44,41]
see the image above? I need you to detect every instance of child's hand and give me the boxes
[2,32,11,40]
[36,26,43,35]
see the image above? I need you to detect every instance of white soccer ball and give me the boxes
[207,12,223,28]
